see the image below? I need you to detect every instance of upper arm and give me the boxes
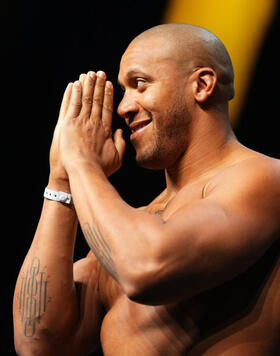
[132,158,280,305]
[70,253,105,355]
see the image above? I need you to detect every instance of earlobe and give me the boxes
[193,68,217,103]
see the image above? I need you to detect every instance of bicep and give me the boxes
[138,190,278,305]
[70,254,104,354]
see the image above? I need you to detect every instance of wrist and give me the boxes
[48,174,71,193]
[44,187,72,205]
[66,160,105,177]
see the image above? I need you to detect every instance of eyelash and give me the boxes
[134,78,146,88]
[119,78,146,96]
[135,78,142,84]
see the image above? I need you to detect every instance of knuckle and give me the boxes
[71,101,82,110]
[82,96,93,105]
[103,125,112,136]
[105,91,113,98]
[93,97,103,107]
[103,104,113,113]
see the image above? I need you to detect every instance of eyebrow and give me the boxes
[127,69,147,78]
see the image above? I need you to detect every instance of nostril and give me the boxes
[126,112,137,125]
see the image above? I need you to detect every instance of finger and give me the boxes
[80,71,97,118]
[113,129,126,162]
[67,80,82,118]
[102,81,114,135]
[79,73,87,88]
[58,82,73,118]
[91,70,106,121]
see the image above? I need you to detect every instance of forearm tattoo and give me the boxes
[18,257,50,337]
[83,222,119,281]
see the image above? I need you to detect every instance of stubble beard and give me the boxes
[136,98,190,170]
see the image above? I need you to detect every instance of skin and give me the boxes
[13,24,280,355]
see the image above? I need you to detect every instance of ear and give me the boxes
[191,67,217,103]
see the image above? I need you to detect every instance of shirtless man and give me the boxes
[13,23,280,355]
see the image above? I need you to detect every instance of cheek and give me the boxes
[141,91,159,111]
[143,81,175,111]
[155,100,190,148]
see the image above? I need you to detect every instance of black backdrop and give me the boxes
[6,1,279,354]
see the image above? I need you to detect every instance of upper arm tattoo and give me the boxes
[82,222,119,282]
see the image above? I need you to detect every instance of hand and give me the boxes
[59,71,126,177]
[49,74,88,189]
[49,82,73,191]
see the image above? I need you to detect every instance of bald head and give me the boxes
[129,23,235,101]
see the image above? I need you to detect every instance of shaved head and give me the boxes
[129,23,235,101]
[118,23,236,169]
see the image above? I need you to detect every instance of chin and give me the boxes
[136,159,164,170]
[135,150,174,170]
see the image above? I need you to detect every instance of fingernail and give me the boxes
[74,80,81,88]
[89,71,96,79]
[106,81,112,88]
[97,70,106,79]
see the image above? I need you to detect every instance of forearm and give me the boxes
[13,191,79,354]
[58,70,164,299]
[68,163,164,293]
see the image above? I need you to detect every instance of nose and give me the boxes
[117,91,139,121]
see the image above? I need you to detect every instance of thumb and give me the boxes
[58,82,73,120]
[113,129,126,161]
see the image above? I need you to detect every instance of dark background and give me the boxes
[6,1,279,354]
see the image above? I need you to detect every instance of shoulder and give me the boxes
[206,154,280,199]
[205,154,280,234]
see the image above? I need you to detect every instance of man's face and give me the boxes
[117,38,191,170]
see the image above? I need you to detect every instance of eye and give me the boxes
[134,78,146,88]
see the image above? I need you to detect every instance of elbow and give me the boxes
[121,259,169,306]
[121,255,196,305]
[125,285,162,306]
[123,276,159,306]
[124,275,195,306]
[119,227,175,305]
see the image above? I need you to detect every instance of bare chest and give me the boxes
[99,284,198,355]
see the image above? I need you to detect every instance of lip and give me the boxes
[129,119,152,140]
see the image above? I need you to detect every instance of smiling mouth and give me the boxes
[130,119,152,133]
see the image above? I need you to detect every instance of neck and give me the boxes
[164,111,241,195]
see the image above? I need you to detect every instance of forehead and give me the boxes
[118,38,177,80]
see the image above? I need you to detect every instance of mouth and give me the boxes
[129,118,152,140]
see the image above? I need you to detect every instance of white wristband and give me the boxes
[44,187,72,204]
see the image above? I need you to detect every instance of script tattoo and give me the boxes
[83,222,119,281]
[18,257,50,337]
